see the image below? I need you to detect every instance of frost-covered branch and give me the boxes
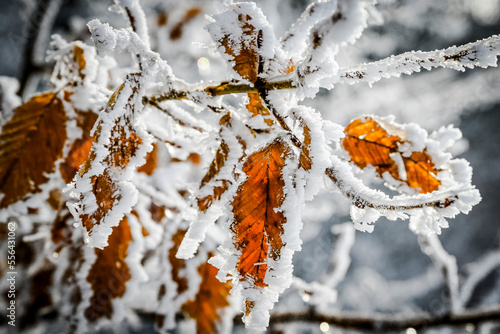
[146,34,500,102]
[268,306,500,331]
[20,0,64,94]
[319,223,355,289]
[460,248,500,306]
[147,79,296,102]
[337,34,500,85]
[418,234,461,313]
[325,166,467,212]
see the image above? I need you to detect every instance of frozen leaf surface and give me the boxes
[343,116,440,193]
[231,138,289,307]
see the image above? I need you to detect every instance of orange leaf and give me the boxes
[137,143,158,175]
[343,117,440,193]
[404,151,441,194]
[197,180,231,212]
[0,92,66,207]
[61,137,94,184]
[231,138,289,292]
[84,216,132,322]
[245,93,274,126]
[201,141,230,187]
[73,45,86,80]
[60,110,98,183]
[80,171,120,234]
[218,10,260,83]
[169,229,189,295]
[182,258,232,334]
[298,119,312,171]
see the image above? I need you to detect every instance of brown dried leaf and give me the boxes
[245,93,274,126]
[170,7,202,40]
[77,83,143,235]
[149,202,166,223]
[182,258,232,334]
[231,138,289,292]
[73,45,86,80]
[0,92,66,207]
[157,11,168,27]
[169,229,189,295]
[218,11,260,83]
[197,180,231,212]
[137,143,158,175]
[80,170,120,233]
[298,119,312,171]
[84,216,132,322]
[201,141,230,187]
[343,117,440,193]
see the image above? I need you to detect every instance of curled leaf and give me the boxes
[343,117,441,193]
[208,4,263,83]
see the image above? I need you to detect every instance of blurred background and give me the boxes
[1,0,499,333]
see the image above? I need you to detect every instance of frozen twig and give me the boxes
[418,234,461,313]
[20,0,64,95]
[319,223,355,289]
[460,248,500,307]
[337,34,500,85]
[325,165,469,212]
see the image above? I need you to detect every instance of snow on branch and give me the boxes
[325,165,477,213]
[418,234,461,313]
[460,248,500,307]
[146,35,500,102]
[337,34,500,85]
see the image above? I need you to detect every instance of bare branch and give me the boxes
[268,307,500,331]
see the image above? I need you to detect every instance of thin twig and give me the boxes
[268,307,500,331]
[143,98,204,132]
[325,167,458,211]
[418,234,461,313]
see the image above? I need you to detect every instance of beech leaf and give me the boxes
[84,216,132,322]
[182,257,232,334]
[0,92,66,207]
[343,117,441,193]
[231,138,289,303]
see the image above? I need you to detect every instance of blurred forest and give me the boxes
[1,0,500,333]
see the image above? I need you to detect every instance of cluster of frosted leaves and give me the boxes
[170,0,486,331]
[0,17,233,334]
[0,0,496,333]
